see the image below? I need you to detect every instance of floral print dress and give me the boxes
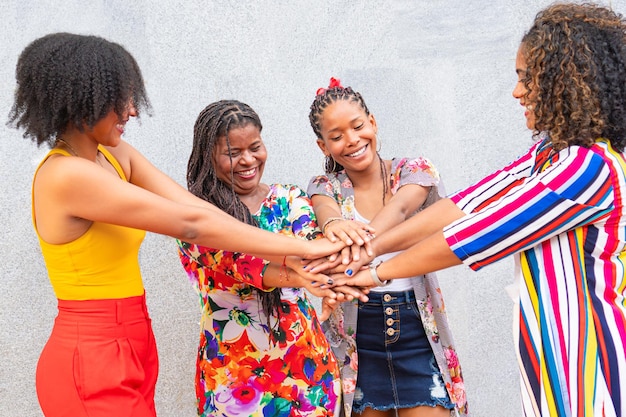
[307,157,469,417]
[177,184,341,417]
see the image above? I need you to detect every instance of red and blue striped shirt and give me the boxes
[444,136,626,416]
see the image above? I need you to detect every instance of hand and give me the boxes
[317,286,370,321]
[287,258,337,288]
[343,246,376,277]
[301,252,343,274]
[327,269,379,288]
[332,285,369,303]
[303,280,340,298]
[324,219,374,257]
[302,237,347,260]
[319,296,339,322]
[306,246,374,277]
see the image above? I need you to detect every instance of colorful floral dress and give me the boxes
[308,157,468,417]
[177,184,341,417]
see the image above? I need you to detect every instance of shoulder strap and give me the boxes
[98,146,128,181]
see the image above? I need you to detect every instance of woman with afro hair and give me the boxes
[8,33,345,417]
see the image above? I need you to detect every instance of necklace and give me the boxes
[55,138,79,157]
[56,138,104,167]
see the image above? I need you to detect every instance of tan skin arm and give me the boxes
[373,198,464,254]
[33,146,344,261]
[261,263,368,302]
[107,141,225,213]
[332,232,462,288]
[368,183,430,235]
[307,183,431,275]
[337,197,467,275]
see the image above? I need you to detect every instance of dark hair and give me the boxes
[521,2,626,151]
[8,32,150,148]
[187,100,283,323]
[309,86,371,173]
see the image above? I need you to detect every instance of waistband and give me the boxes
[56,293,149,324]
[361,290,415,305]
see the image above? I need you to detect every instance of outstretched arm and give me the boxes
[372,198,465,255]
[334,231,462,288]
[37,147,344,261]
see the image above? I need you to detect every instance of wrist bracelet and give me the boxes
[321,216,343,234]
[369,260,392,287]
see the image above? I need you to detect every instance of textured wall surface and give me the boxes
[1,1,623,416]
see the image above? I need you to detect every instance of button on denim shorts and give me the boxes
[353,290,454,413]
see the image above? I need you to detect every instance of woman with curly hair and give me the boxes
[317,3,626,416]
[8,33,344,417]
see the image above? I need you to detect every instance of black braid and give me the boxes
[309,83,388,204]
[187,100,282,325]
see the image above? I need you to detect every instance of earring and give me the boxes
[325,156,338,173]
[376,135,382,152]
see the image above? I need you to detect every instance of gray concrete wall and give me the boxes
[2,1,624,416]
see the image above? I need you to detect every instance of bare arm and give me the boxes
[372,198,466,255]
[368,183,429,234]
[334,231,462,288]
[308,184,435,274]
[108,141,223,212]
[36,155,344,260]
[312,194,374,246]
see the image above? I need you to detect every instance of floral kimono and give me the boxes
[177,184,341,417]
[308,157,468,416]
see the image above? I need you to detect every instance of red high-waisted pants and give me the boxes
[36,293,159,417]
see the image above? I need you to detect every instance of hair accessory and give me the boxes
[316,77,343,96]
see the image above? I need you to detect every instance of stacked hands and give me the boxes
[287,218,380,321]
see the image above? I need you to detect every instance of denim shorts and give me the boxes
[353,290,454,413]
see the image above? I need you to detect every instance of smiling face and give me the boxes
[512,45,537,130]
[85,102,137,147]
[316,99,378,173]
[213,123,267,197]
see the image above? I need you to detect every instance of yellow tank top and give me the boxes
[32,146,146,300]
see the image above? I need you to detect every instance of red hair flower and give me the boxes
[316,77,343,95]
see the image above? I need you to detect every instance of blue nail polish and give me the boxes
[346,269,353,276]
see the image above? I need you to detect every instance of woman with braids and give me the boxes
[306,78,468,417]
[176,100,368,417]
[321,3,626,416]
[9,33,345,417]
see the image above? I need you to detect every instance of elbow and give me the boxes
[178,217,202,242]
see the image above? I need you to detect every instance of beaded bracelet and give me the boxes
[321,216,344,234]
[279,256,290,282]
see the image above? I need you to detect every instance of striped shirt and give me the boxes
[443,136,626,416]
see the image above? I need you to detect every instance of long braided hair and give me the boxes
[187,100,283,323]
[309,78,389,202]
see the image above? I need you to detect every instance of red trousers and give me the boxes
[36,294,159,417]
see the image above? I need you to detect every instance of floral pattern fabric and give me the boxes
[308,157,469,416]
[177,184,341,417]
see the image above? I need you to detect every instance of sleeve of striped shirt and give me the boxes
[450,141,540,213]
[443,146,615,270]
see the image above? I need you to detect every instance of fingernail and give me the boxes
[346,269,353,276]
[327,278,334,285]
